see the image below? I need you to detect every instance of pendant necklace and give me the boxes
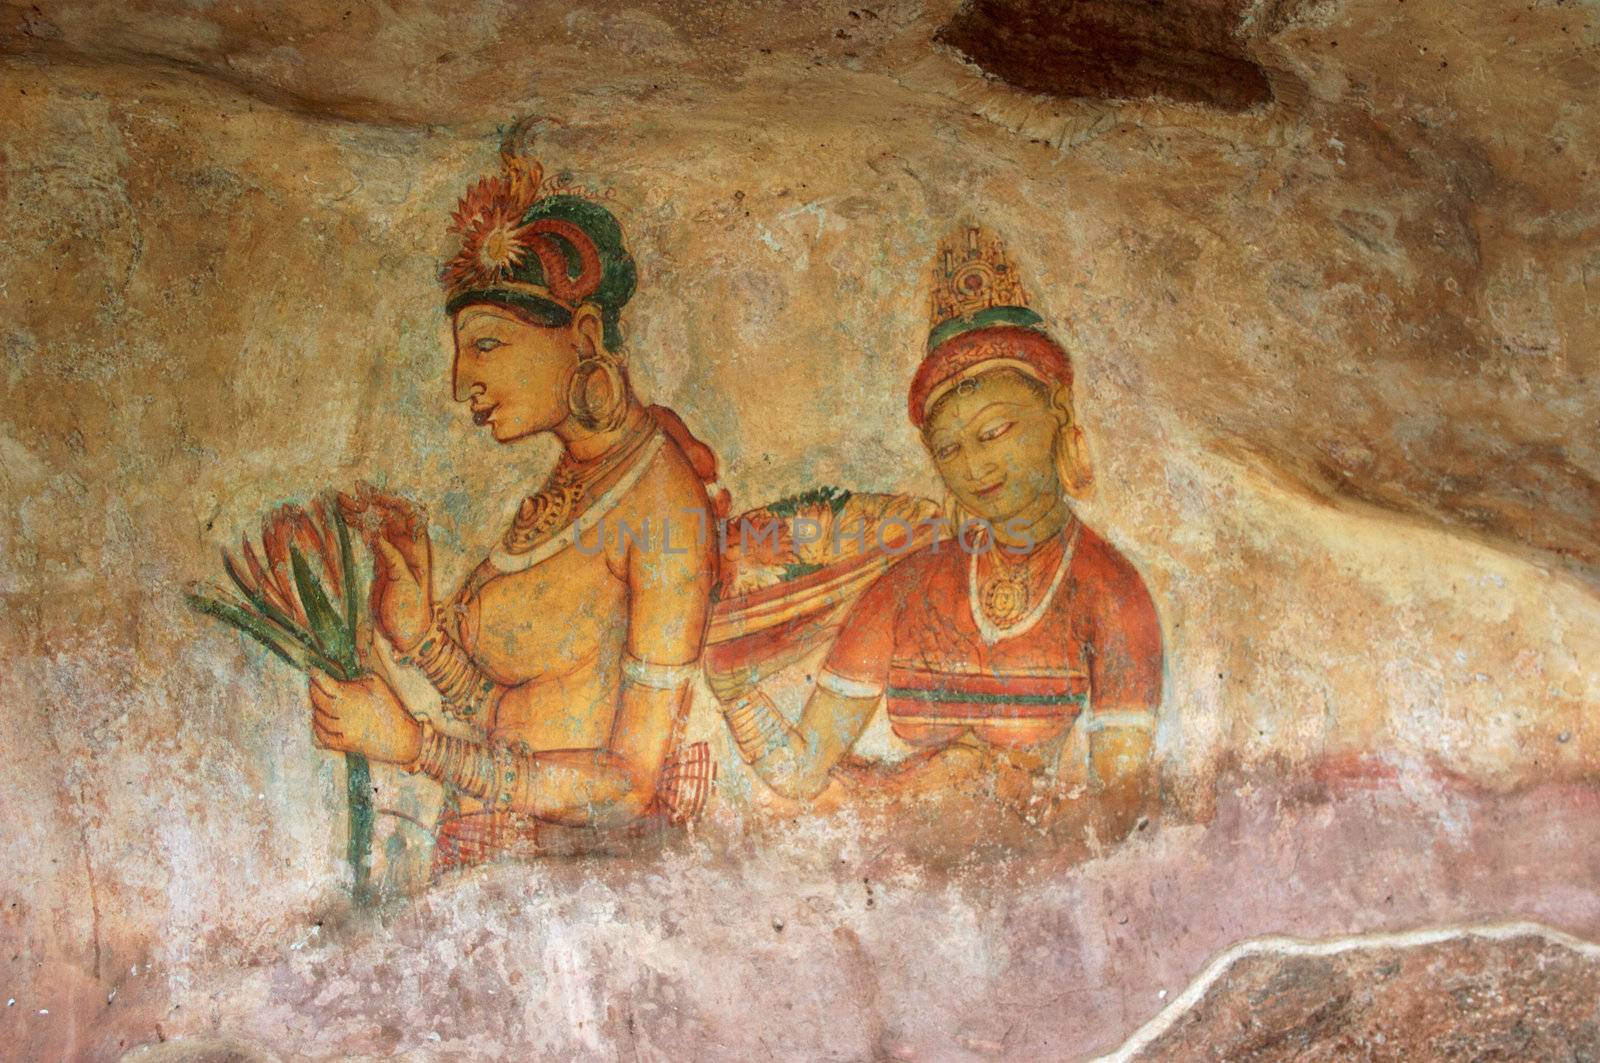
[501,411,655,555]
[969,517,1081,646]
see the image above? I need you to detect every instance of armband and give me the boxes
[622,654,699,690]
[1085,710,1156,733]
[816,668,884,700]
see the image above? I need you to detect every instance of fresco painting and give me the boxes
[189,147,1167,884]
[716,224,1163,856]
[6,4,1599,1054]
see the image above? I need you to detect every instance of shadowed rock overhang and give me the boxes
[937,0,1273,110]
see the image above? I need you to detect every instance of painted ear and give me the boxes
[1049,380,1076,428]
[571,303,607,358]
[1058,424,1095,498]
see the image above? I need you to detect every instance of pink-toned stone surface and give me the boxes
[1,0,1596,1059]
[65,771,1600,1059]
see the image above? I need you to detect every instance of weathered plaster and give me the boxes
[1,0,1596,1058]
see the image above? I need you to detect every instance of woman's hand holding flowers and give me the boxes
[309,671,422,765]
[338,484,434,653]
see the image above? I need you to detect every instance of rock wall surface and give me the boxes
[1,0,1596,1059]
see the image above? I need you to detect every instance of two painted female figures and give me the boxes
[299,154,1164,875]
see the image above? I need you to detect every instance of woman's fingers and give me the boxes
[360,488,420,532]
[365,486,417,515]
[339,483,403,534]
[338,483,430,575]
[353,621,375,668]
[372,497,429,572]
[308,676,332,711]
[310,680,344,748]
[312,720,343,749]
[392,522,430,574]
[335,489,365,517]
[372,536,413,582]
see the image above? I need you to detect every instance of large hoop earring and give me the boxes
[567,354,627,433]
[1050,383,1094,498]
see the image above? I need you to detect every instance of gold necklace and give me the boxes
[501,413,654,555]
[979,536,1045,628]
[969,519,1080,646]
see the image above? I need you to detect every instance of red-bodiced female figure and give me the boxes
[720,226,1164,852]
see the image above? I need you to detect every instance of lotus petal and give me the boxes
[292,507,339,602]
[261,510,308,625]
[240,536,295,621]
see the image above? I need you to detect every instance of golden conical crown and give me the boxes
[927,225,1034,348]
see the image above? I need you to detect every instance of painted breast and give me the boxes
[874,533,1109,750]
[456,541,628,686]
[885,662,1089,749]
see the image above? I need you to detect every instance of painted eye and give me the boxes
[978,420,1014,443]
[473,337,504,353]
[935,443,959,462]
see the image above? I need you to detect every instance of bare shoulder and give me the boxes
[606,435,715,580]
[618,432,711,524]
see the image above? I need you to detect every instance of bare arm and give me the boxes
[1064,714,1155,843]
[410,675,696,827]
[724,680,880,800]
[722,556,902,801]
[1053,546,1163,844]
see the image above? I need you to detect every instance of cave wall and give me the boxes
[2,0,1597,1059]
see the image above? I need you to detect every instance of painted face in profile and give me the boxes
[923,368,1061,526]
[450,304,580,443]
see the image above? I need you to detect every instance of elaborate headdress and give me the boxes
[441,153,637,348]
[908,225,1072,428]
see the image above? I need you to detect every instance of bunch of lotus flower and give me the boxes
[186,497,375,904]
[188,498,365,682]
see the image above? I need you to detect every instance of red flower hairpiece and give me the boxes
[440,154,545,295]
[440,154,609,309]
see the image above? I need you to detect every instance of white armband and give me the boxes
[622,654,699,690]
[817,668,884,700]
[1086,709,1156,733]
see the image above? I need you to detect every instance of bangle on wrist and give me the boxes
[722,689,795,764]
[397,612,496,720]
[403,719,441,776]
[407,725,535,813]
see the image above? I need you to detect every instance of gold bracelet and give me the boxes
[404,719,445,776]
[409,725,536,812]
[399,616,496,720]
[722,689,794,764]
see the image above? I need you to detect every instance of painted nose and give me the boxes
[451,354,479,404]
[961,450,998,484]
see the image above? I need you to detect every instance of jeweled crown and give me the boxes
[927,225,1035,348]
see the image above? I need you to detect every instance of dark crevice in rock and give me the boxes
[936,0,1273,111]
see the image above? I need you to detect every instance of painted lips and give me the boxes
[472,405,496,426]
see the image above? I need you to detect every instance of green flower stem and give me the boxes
[189,509,376,906]
[344,752,374,906]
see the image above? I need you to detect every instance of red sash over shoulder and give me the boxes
[702,489,942,701]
